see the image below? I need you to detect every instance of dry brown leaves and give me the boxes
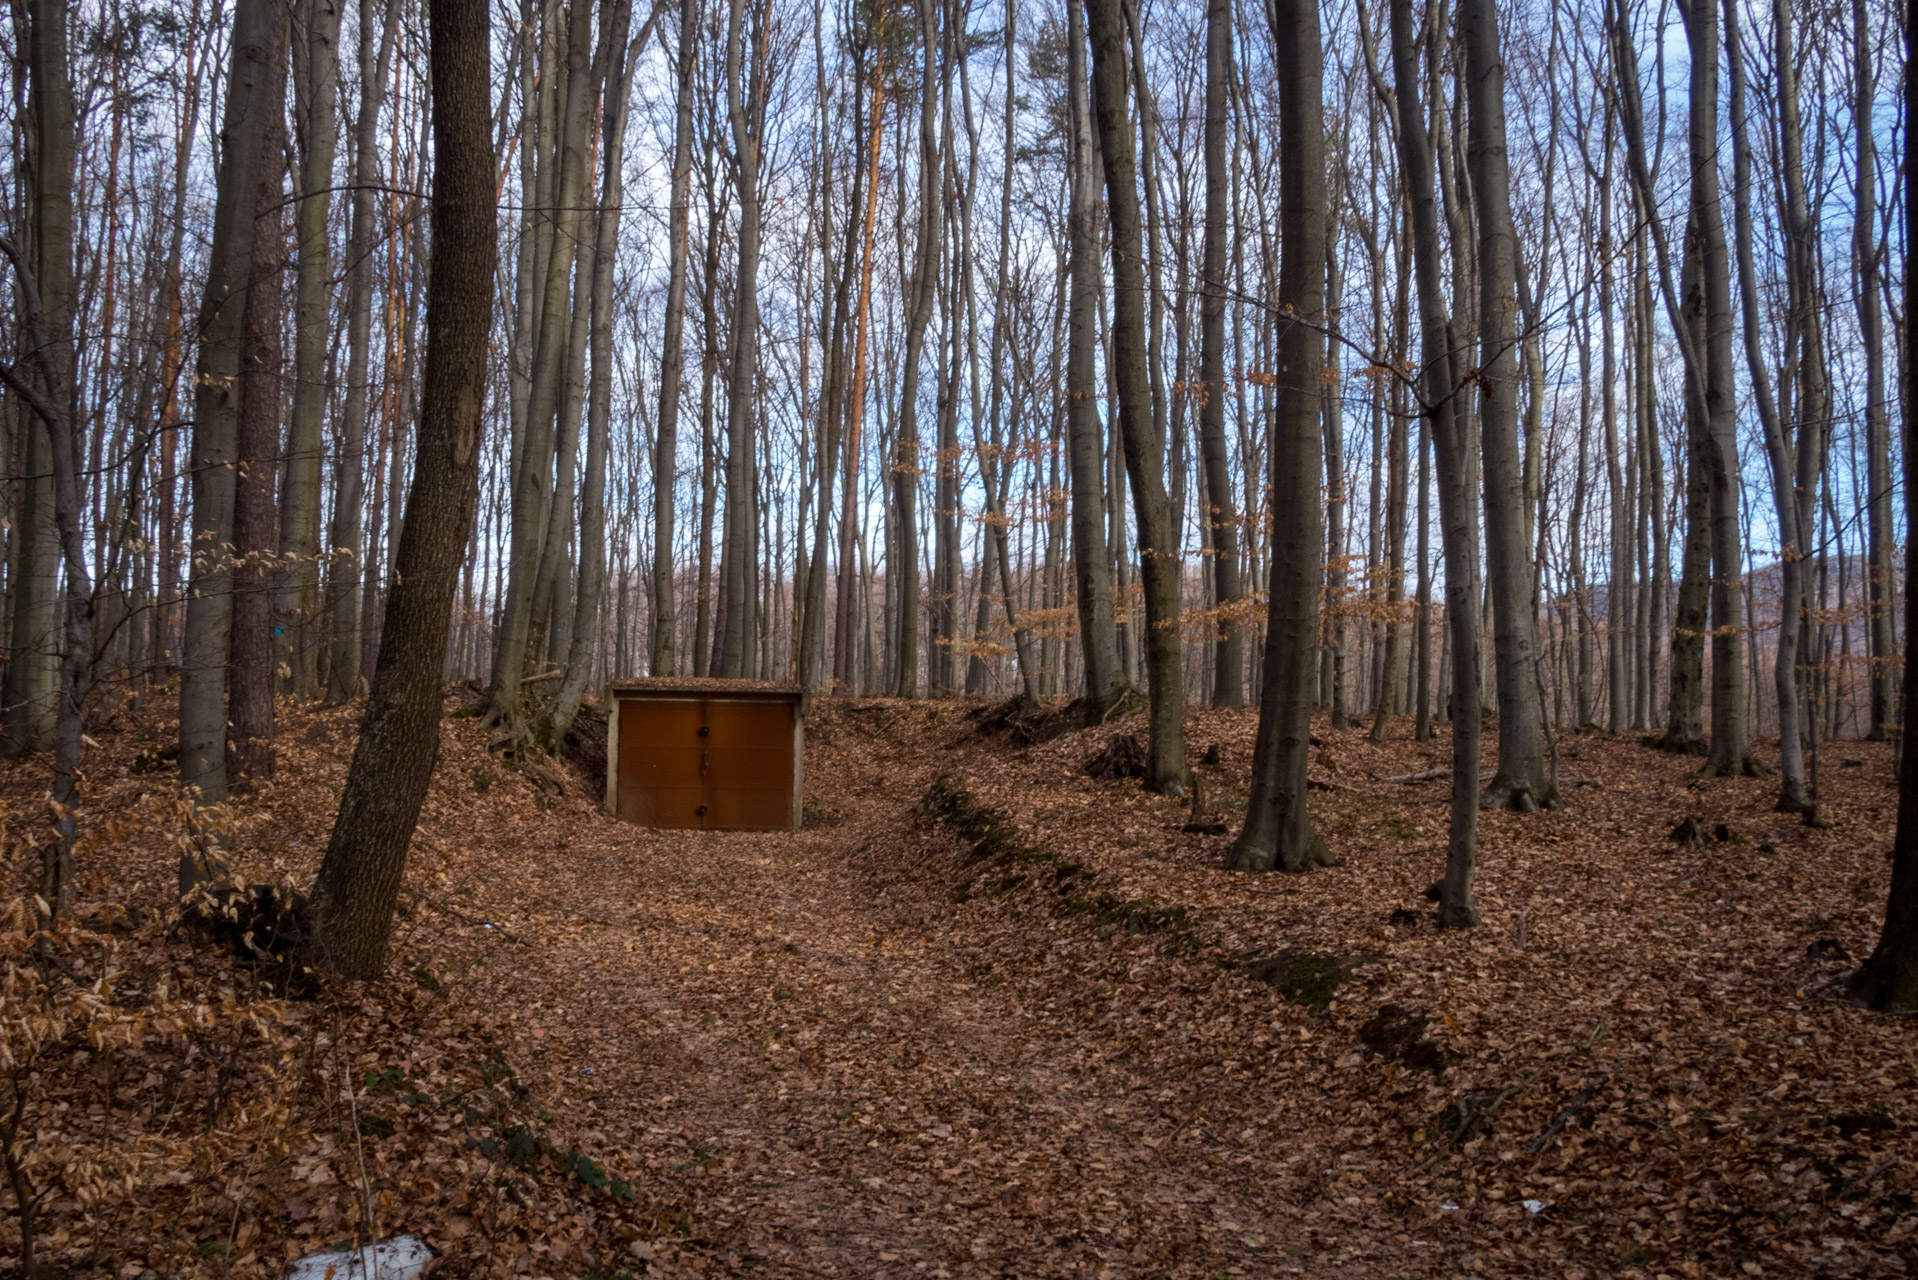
[0,689,1909,1279]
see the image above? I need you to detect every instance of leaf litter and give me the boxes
[0,689,1911,1278]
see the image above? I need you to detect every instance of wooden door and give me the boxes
[701,698,796,830]
[616,696,796,830]
[616,697,705,827]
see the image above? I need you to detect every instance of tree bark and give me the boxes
[1065,0,1124,719]
[651,0,697,678]
[1682,0,1752,778]
[1199,0,1245,709]
[487,0,597,728]
[887,0,942,697]
[229,73,289,788]
[1852,0,1893,743]
[325,0,399,703]
[1085,0,1185,793]
[2,0,88,910]
[311,0,496,979]
[550,0,642,741]
[1391,0,1481,925]
[1463,0,1550,811]
[1854,3,1916,1006]
[834,16,885,694]
[180,0,285,836]
[1726,0,1811,810]
[1227,0,1330,869]
[279,0,345,698]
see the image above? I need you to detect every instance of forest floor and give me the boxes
[1,686,1913,1279]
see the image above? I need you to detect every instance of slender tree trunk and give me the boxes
[1855,3,1916,1003]
[1852,0,1893,742]
[693,169,721,678]
[1681,0,1752,778]
[1726,0,1810,809]
[1228,0,1330,868]
[716,0,769,678]
[797,0,852,692]
[1414,405,1432,741]
[1199,0,1245,709]
[326,0,399,703]
[179,0,285,839]
[1600,139,1629,734]
[1065,0,1123,718]
[651,0,699,678]
[1322,233,1349,729]
[487,0,597,729]
[550,0,641,741]
[311,0,495,979]
[279,0,345,698]
[229,75,288,788]
[834,21,884,694]
[1085,0,1185,791]
[1464,0,1549,811]
[887,0,941,697]
[4,0,88,910]
[1392,0,1481,925]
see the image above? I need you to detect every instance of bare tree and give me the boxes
[1198,0,1245,709]
[1464,0,1550,811]
[325,0,400,703]
[179,0,286,853]
[1085,0,1186,793]
[1392,0,1482,925]
[278,0,345,697]
[311,0,497,978]
[1227,0,1330,869]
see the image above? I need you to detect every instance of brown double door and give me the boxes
[615,697,795,830]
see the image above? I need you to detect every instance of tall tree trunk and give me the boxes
[1726,0,1811,810]
[179,0,285,843]
[1392,0,1481,925]
[229,79,289,788]
[1600,137,1629,734]
[796,0,852,692]
[716,0,769,678]
[1227,0,1329,868]
[692,170,722,678]
[326,0,399,702]
[887,0,941,697]
[1199,0,1245,709]
[976,0,1039,704]
[311,0,496,979]
[486,0,597,729]
[1065,0,1123,718]
[1085,0,1185,792]
[2,0,88,911]
[1463,0,1549,811]
[1668,228,1713,756]
[1370,320,1408,743]
[1682,0,1752,778]
[835,18,885,694]
[279,0,345,698]
[1853,0,1893,743]
[651,0,699,677]
[1322,233,1349,729]
[550,0,642,741]
[1855,1,1916,1004]
[0,0,64,760]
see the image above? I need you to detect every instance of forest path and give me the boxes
[454,708,1351,1279]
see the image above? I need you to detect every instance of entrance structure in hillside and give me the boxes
[603,678,804,831]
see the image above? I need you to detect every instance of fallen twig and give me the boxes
[1375,767,1450,784]
[1530,1072,1612,1153]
